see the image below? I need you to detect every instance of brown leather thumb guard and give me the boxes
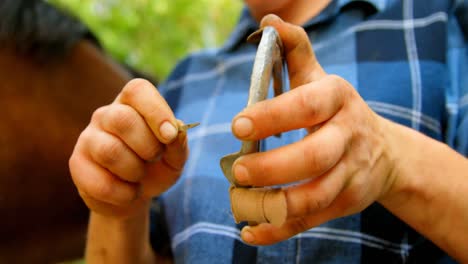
[229,186,287,226]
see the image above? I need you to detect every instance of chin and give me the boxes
[244,0,290,15]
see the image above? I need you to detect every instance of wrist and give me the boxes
[376,118,443,209]
[89,195,153,222]
[86,200,154,263]
[92,199,152,225]
[374,118,468,261]
[91,202,150,223]
[374,117,403,204]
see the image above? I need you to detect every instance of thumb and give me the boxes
[260,14,326,88]
[140,121,189,198]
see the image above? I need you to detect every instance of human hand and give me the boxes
[231,15,397,244]
[69,79,188,219]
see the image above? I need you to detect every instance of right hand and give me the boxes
[69,79,188,219]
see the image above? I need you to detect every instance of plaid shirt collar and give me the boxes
[222,0,387,52]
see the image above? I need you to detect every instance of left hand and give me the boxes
[231,14,397,245]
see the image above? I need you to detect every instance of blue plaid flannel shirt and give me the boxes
[151,0,468,263]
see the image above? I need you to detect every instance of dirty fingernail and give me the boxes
[234,163,250,184]
[260,14,283,26]
[159,121,177,142]
[233,117,254,138]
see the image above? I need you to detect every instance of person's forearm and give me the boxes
[379,119,468,262]
[85,202,156,264]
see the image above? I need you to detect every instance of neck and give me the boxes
[250,0,332,25]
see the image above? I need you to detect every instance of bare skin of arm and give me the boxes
[69,79,188,263]
[379,120,468,262]
[85,204,156,264]
[230,15,468,263]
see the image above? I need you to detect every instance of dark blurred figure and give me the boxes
[0,1,154,262]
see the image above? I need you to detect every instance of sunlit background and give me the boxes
[48,0,243,80]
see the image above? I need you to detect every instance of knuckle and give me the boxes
[298,35,310,49]
[289,217,310,234]
[141,142,161,161]
[309,192,332,212]
[327,74,351,98]
[91,106,108,123]
[288,25,313,56]
[298,87,319,120]
[303,143,331,175]
[292,24,309,43]
[120,78,151,103]
[294,26,315,59]
[327,74,345,87]
[96,137,124,166]
[68,152,81,175]
[109,106,138,135]
[93,179,115,203]
[75,128,95,155]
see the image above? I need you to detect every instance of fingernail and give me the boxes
[159,121,177,142]
[260,14,283,27]
[233,163,250,184]
[233,117,254,138]
[241,227,255,243]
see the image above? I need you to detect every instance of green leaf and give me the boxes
[48,0,243,80]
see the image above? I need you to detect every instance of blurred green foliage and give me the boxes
[48,0,243,80]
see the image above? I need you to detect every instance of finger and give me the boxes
[232,75,347,140]
[141,125,189,197]
[232,120,349,187]
[240,173,346,245]
[241,160,365,245]
[284,161,348,218]
[69,150,140,206]
[84,127,146,183]
[163,120,190,171]
[241,188,348,246]
[260,14,326,88]
[116,78,178,144]
[94,104,163,161]
[240,209,335,245]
